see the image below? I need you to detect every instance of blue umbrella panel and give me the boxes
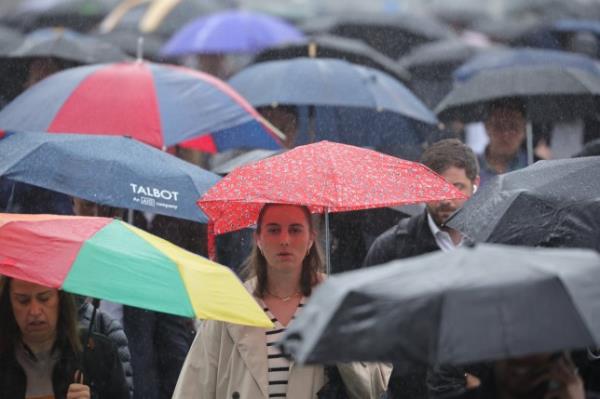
[0,131,220,222]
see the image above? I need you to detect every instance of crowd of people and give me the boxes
[1,1,600,398]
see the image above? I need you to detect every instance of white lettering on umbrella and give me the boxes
[130,183,179,202]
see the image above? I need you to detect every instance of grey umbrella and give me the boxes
[445,156,600,251]
[280,244,600,367]
[4,27,130,64]
[435,48,600,124]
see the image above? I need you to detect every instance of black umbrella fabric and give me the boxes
[280,244,600,367]
[446,156,600,250]
[399,39,502,107]
[435,48,600,123]
[1,0,113,32]
[0,24,23,52]
[253,34,410,83]
[301,13,454,59]
[3,27,130,64]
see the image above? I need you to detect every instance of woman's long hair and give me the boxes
[241,204,324,298]
[0,276,82,355]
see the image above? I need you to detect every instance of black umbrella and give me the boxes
[399,39,502,107]
[1,0,114,32]
[253,34,410,83]
[436,47,600,124]
[90,30,165,61]
[301,13,455,59]
[280,244,600,367]
[3,27,130,63]
[0,24,23,52]
[446,156,600,251]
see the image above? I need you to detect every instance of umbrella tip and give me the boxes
[136,36,145,62]
[308,42,317,58]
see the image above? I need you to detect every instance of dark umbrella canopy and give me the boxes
[280,244,600,366]
[2,27,130,63]
[301,13,455,58]
[253,34,410,83]
[0,131,220,222]
[446,156,600,250]
[90,30,165,61]
[436,48,600,123]
[0,24,23,52]
[399,39,502,107]
[2,0,114,32]
[399,39,500,79]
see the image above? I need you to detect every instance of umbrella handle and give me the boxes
[207,222,216,261]
[325,209,331,275]
[81,298,100,379]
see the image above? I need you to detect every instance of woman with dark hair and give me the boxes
[173,203,390,398]
[0,276,130,399]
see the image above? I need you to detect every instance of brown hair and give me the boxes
[420,138,479,182]
[0,276,82,355]
[485,98,527,119]
[241,204,324,298]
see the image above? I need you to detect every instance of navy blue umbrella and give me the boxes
[229,57,438,155]
[0,131,220,222]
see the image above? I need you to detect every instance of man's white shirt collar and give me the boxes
[427,212,463,252]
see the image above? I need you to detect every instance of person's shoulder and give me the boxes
[364,216,415,267]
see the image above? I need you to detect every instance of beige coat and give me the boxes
[172,282,391,399]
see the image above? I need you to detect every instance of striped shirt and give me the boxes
[262,298,305,399]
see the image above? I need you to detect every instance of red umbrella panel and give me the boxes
[198,141,466,235]
[0,61,283,153]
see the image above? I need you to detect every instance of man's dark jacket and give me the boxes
[364,210,438,267]
[364,211,438,399]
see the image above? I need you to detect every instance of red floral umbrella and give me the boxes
[198,141,466,265]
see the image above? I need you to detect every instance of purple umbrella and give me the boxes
[160,9,304,56]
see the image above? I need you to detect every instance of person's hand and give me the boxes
[543,355,584,399]
[465,372,481,390]
[67,371,90,399]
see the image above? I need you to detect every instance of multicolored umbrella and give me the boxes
[198,140,465,234]
[0,61,283,153]
[0,213,272,328]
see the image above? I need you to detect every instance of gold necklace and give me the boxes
[266,289,301,302]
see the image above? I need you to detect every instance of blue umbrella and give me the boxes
[228,57,437,152]
[160,9,304,56]
[0,131,221,222]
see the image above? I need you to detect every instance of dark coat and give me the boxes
[123,306,195,399]
[364,210,439,399]
[363,210,438,267]
[79,302,134,397]
[0,332,130,399]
